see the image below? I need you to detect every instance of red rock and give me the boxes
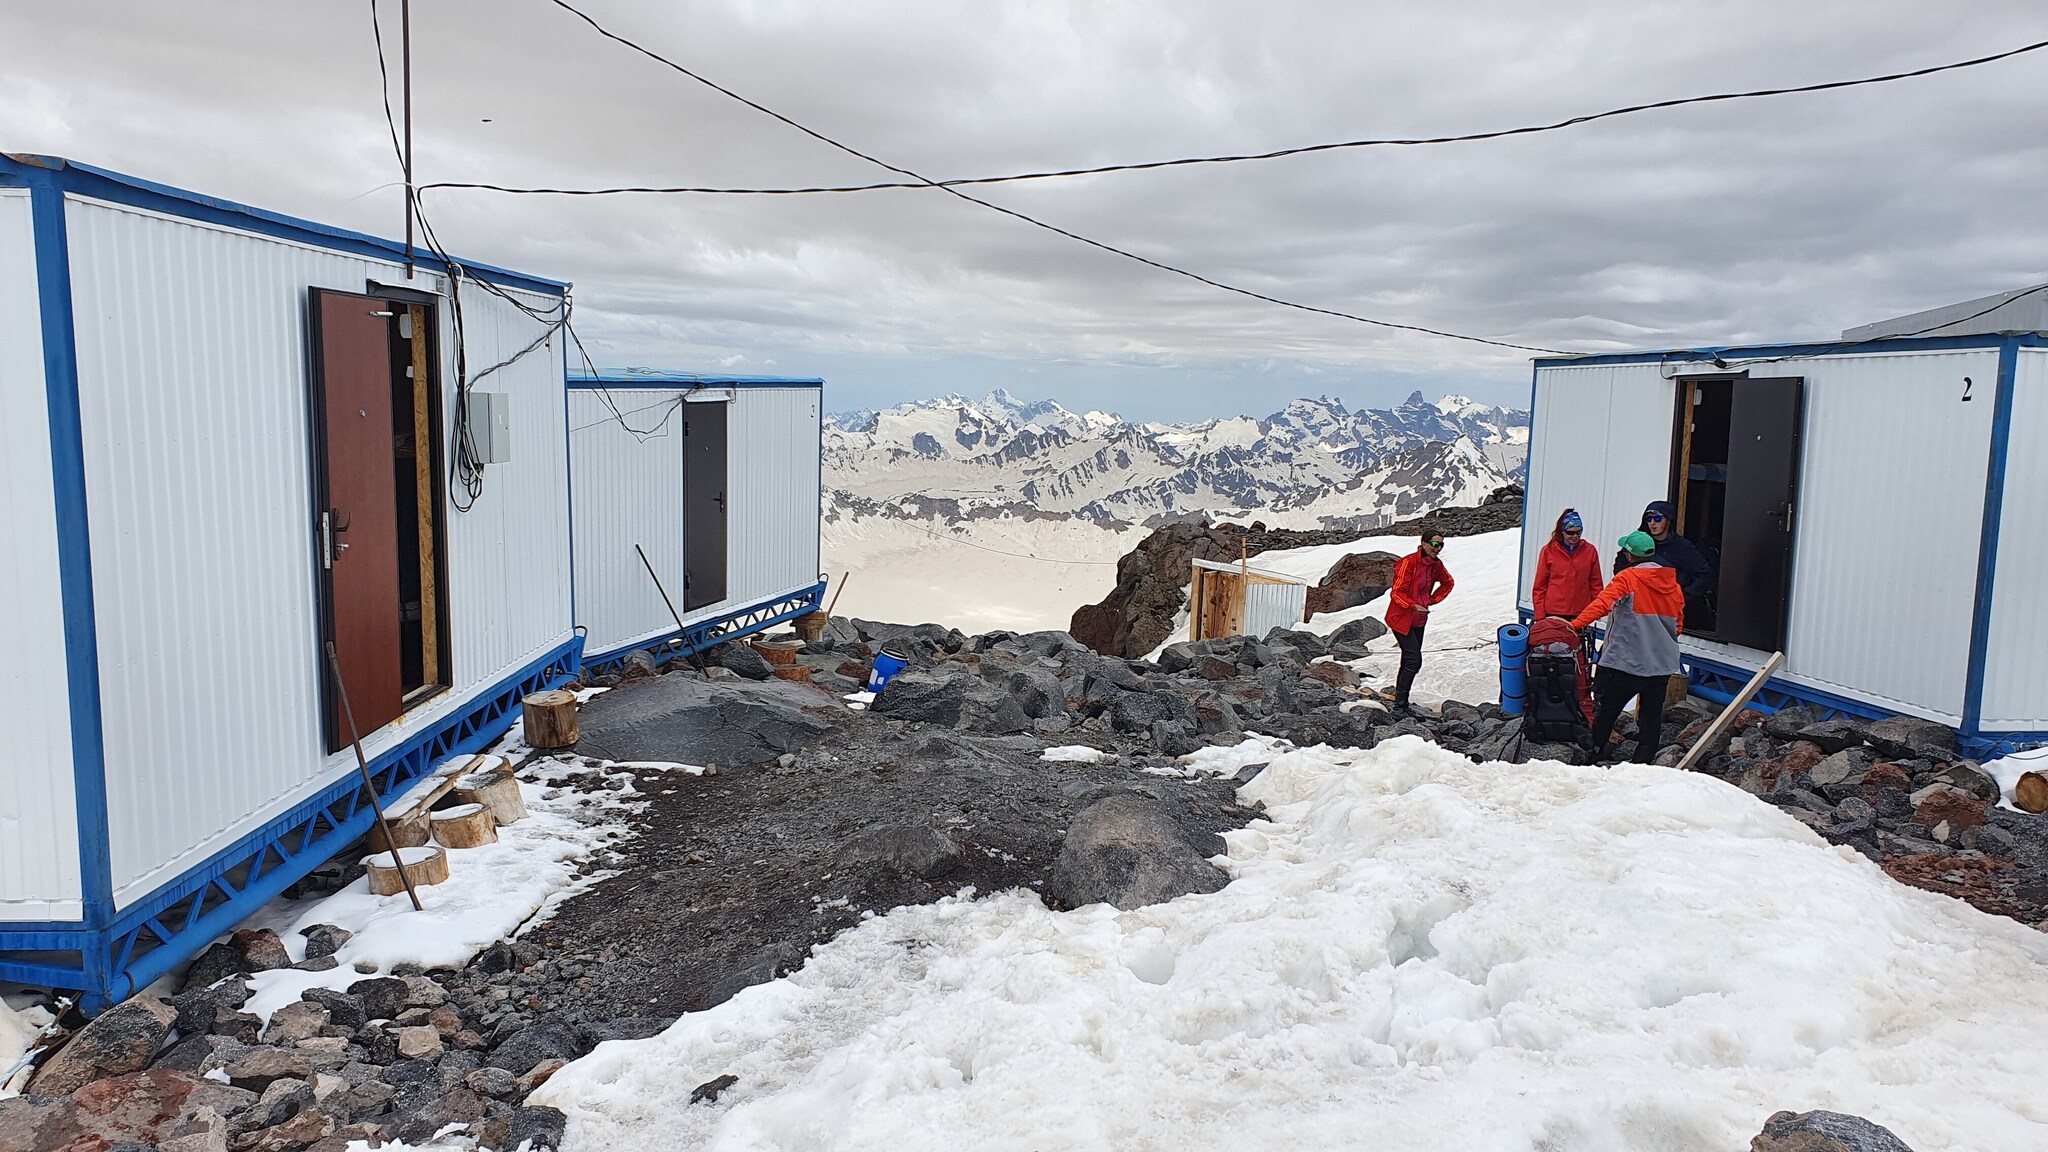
[229,928,290,973]
[1303,552,1398,620]
[1305,662,1359,688]
[835,659,868,679]
[517,1058,567,1093]
[1912,782,1988,830]
[237,1105,336,1152]
[1198,656,1239,681]
[1761,740,1825,787]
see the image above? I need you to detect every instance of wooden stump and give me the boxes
[751,639,802,667]
[2016,770,2048,815]
[364,845,448,896]
[793,612,828,644]
[522,690,579,749]
[431,803,498,848]
[453,770,528,826]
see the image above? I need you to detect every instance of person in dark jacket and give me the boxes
[1615,500,1712,616]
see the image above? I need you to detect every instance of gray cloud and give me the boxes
[5,0,2044,420]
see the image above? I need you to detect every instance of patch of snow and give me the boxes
[1984,748,2048,812]
[533,736,2048,1151]
[0,991,57,1097]
[233,744,666,1024]
[1040,745,1108,763]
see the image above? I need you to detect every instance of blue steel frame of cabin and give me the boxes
[0,155,579,1013]
[564,370,829,678]
[1525,331,2048,760]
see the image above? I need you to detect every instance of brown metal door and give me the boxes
[312,289,402,749]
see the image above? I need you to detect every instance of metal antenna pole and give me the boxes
[326,642,425,911]
[402,0,415,276]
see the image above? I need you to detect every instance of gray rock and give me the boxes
[1927,761,2000,803]
[1263,628,1330,660]
[1834,796,1876,824]
[1964,824,2017,858]
[691,1074,739,1104]
[1151,719,1207,757]
[165,978,251,1038]
[1438,700,1483,724]
[1110,691,1198,735]
[1795,719,1866,754]
[1327,617,1388,647]
[30,993,178,1095]
[179,941,251,993]
[1006,669,1064,720]
[1810,748,1872,789]
[1863,715,1957,760]
[716,642,776,681]
[703,941,806,1009]
[837,823,962,878]
[1088,658,1148,693]
[870,668,977,725]
[299,924,353,961]
[1156,642,1202,674]
[1051,794,1229,910]
[222,1046,321,1092]
[487,1024,587,1076]
[580,1018,669,1045]
[233,1077,313,1135]
[575,675,835,767]
[466,1065,521,1100]
[301,989,367,1032]
[1749,1108,1916,1152]
[1762,705,1822,741]
[347,977,408,1023]
[261,1000,328,1045]
[511,1104,569,1151]
[956,684,1033,735]
[391,1087,487,1144]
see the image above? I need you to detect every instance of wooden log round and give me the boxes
[522,689,579,749]
[2016,770,2048,815]
[793,612,828,644]
[750,639,802,667]
[453,770,528,826]
[363,845,448,896]
[431,802,498,849]
[770,664,813,684]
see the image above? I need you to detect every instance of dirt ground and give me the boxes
[533,678,1254,1020]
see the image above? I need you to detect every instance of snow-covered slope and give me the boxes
[535,735,2048,1151]
[824,389,1526,531]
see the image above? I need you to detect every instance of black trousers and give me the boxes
[1589,666,1666,763]
[1394,622,1425,704]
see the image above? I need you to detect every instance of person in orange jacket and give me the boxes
[1532,508,1603,620]
[1385,531,1453,714]
[1569,530,1685,762]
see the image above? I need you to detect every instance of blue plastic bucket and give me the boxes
[865,645,910,693]
[1497,623,1529,716]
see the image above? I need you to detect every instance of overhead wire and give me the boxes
[442,0,1568,356]
[421,35,2048,198]
[1653,280,2048,377]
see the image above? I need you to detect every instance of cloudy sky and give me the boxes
[5,1,2045,420]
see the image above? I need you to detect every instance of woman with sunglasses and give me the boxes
[1384,532,1454,714]
[1532,508,1603,621]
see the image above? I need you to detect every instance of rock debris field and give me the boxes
[5,613,2047,1151]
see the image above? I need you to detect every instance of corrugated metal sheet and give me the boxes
[0,187,84,919]
[63,195,573,907]
[567,385,822,655]
[1521,363,1675,606]
[725,388,822,609]
[1980,349,2048,730]
[1243,581,1308,638]
[1772,350,1997,722]
[568,389,688,653]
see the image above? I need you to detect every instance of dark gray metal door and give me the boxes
[1716,377,1803,651]
[684,401,729,611]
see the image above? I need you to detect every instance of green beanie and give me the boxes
[1619,530,1656,558]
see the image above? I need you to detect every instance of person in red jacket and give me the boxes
[1531,508,1603,620]
[1385,531,1453,713]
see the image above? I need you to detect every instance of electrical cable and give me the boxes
[1652,280,2048,377]
[423,34,2048,198]
[470,0,1568,356]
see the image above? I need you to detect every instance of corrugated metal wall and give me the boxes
[567,385,821,657]
[63,195,572,908]
[1528,350,1998,724]
[1772,350,1996,721]
[1243,581,1308,639]
[568,389,688,654]
[1981,348,2048,730]
[0,187,84,919]
[1520,363,1675,606]
[724,388,822,611]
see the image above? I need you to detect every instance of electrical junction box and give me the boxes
[467,391,512,463]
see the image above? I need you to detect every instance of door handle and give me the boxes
[715,491,726,513]
[323,509,352,568]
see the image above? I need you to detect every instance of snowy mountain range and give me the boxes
[824,389,1528,530]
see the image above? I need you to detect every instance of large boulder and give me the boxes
[1750,1109,1916,1152]
[1051,795,1229,910]
[871,669,1030,734]
[1304,551,1398,619]
[575,675,834,767]
[1863,715,1956,760]
[30,993,178,1095]
[1109,691,1198,736]
[837,823,962,878]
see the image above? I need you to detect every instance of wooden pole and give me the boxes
[326,642,424,911]
[1675,651,1784,774]
[824,571,851,617]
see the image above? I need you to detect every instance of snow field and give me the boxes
[821,514,1142,636]
[1,991,56,1096]
[533,736,2048,1151]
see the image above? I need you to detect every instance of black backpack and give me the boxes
[1525,648,1592,744]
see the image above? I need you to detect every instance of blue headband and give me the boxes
[1561,512,1583,530]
